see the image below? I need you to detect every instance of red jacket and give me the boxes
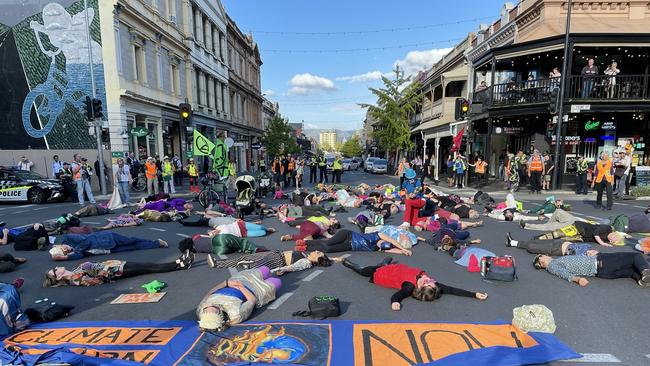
[372,264,426,290]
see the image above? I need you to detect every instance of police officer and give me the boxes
[575,155,589,195]
[59,162,75,201]
[259,157,266,173]
[318,154,328,183]
[308,155,318,183]
[332,156,343,183]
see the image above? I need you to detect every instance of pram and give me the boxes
[257,171,272,197]
[235,175,257,219]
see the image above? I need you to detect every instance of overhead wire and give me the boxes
[261,38,464,53]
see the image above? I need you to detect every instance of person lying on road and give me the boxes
[49,232,168,261]
[531,221,629,247]
[296,229,412,256]
[506,234,592,256]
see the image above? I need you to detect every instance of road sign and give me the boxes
[570,104,590,113]
[251,143,262,149]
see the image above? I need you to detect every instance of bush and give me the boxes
[631,185,650,197]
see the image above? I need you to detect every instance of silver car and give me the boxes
[371,159,388,174]
[364,157,378,172]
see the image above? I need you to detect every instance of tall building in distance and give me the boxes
[319,130,337,149]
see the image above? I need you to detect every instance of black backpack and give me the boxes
[292,296,340,319]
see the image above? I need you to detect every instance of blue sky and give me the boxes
[222,0,506,131]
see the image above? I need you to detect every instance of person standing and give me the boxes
[71,154,95,205]
[186,159,200,193]
[411,156,422,176]
[17,157,33,172]
[528,150,545,194]
[427,153,437,184]
[468,156,488,187]
[308,155,318,183]
[281,155,289,187]
[591,152,614,210]
[172,155,183,187]
[580,58,599,98]
[286,157,295,188]
[113,158,132,205]
[542,153,554,191]
[318,154,328,183]
[295,159,304,188]
[516,151,528,187]
[259,157,266,173]
[604,61,620,98]
[614,151,631,199]
[446,155,455,187]
[59,162,76,201]
[397,158,408,188]
[52,155,63,179]
[333,156,343,184]
[575,155,589,194]
[271,157,283,186]
[162,156,175,194]
[453,155,466,188]
[144,157,159,196]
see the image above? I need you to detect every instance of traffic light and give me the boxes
[548,88,560,114]
[179,103,192,125]
[91,98,103,119]
[454,98,470,121]
[83,96,93,121]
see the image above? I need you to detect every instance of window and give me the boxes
[195,69,201,105]
[218,32,224,60]
[167,0,176,20]
[157,51,164,89]
[170,64,178,95]
[134,45,145,83]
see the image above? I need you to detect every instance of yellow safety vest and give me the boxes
[333,159,342,170]
[228,162,236,177]
[187,163,198,177]
[162,162,173,177]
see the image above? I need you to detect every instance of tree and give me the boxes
[359,66,421,168]
[340,136,364,158]
[262,116,301,158]
[319,143,334,152]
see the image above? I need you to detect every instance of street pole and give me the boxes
[553,0,573,190]
[84,0,107,195]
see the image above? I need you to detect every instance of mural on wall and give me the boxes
[0,0,106,149]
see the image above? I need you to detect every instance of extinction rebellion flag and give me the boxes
[193,130,215,156]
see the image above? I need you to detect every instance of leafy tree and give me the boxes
[340,136,364,158]
[262,116,301,158]
[359,66,421,167]
[320,143,334,152]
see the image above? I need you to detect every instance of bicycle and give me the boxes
[198,172,228,208]
[22,21,85,138]
[131,172,147,192]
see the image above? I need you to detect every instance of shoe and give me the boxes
[178,249,194,269]
[519,220,525,229]
[158,239,168,248]
[378,257,393,267]
[342,259,364,274]
[399,222,410,228]
[12,277,24,290]
[206,254,215,268]
[506,232,513,247]
[641,269,650,285]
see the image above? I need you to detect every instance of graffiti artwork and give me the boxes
[0,0,105,149]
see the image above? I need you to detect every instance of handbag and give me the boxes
[25,303,74,323]
[481,255,517,282]
[292,296,340,319]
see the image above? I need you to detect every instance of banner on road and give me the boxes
[0,320,580,366]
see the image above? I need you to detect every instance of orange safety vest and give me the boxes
[595,159,613,183]
[529,157,544,172]
[271,161,284,174]
[475,161,487,174]
[145,162,157,179]
[288,162,295,171]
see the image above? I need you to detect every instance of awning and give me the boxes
[411,120,438,134]
[495,44,564,60]
[442,65,468,83]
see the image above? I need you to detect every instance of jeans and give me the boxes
[117,182,130,204]
[163,178,175,194]
[244,222,267,237]
[76,179,95,205]
[614,174,627,198]
[596,252,649,281]
[147,177,159,196]
[596,180,613,209]
[581,79,595,98]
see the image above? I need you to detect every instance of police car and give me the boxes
[0,168,66,204]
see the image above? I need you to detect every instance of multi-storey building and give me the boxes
[320,130,337,149]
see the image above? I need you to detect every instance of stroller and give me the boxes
[235,175,257,219]
[257,171,272,197]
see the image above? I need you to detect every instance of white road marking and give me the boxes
[32,207,48,211]
[268,292,294,310]
[559,353,621,363]
[83,221,101,225]
[17,204,34,209]
[302,270,323,282]
[613,202,646,209]
[176,233,190,238]
[13,210,28,214]
[149,228,166,232]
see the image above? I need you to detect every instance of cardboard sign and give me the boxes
[111,293,166,305]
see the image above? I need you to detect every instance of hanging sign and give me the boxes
[601,121,616,131]
[584,120,600,130]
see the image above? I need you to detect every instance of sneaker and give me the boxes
[158,239,168,248]
[641,269,650,285]
[519,220,525,229]
[399,222,410,228]
[206,254,215,268]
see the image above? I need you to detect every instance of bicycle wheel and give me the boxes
[133,177,146,192]
[22,87,57,138]
[198,189,220,208]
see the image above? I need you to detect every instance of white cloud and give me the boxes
[393,48,453,76]
[263,89,276,97]
[336,71,384,83]
[287,73,336,96]
[330,103,364,115]
[304,123,320,129]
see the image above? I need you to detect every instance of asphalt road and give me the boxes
[1,170,649,365]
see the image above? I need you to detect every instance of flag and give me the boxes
[193,130,215,156]
[450,127,465,153]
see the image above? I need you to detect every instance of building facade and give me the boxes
[226,14,263,173]
[319,130,337,149]
[466,0,650,183]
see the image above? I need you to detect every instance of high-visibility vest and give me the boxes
[333,159,342,170]
[145,162,157,179]
[72,162,82,181]
[228,162,236,177]
[475,161,487,174]
[259,159,266,168]
[529,156,544,172]
[287,162,295,171]
[318,158,326,167]
[595,159,613,183]
[576,160,588,174]
[187,163,198,177]
[162,162,173,177]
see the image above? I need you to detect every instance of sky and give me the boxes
[222,0,507,131]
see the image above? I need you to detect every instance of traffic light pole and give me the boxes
[552,0,572,190]
[84,0,106,195]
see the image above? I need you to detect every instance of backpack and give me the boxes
[25,302,74,324]
[608,214,629,233]
[292,296,340,319]
[481,256,517,282]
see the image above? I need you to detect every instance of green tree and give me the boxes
[340,136,364,158]
[320,143,334,152]
[359,66,421,167]
[262,116,301,157]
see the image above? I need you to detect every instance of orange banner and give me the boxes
[21,347,160,364]
[5,327,182,346]
[353,323,538,366]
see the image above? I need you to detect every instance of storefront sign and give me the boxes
[251,143,262,150]
[601,121,616,131]
[584,120,600,130]
[551,135,581,145]
[570,104,591,113]
[130,126,149,137]
[501,126,524,134]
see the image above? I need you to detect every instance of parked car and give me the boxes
[348,158,361,170]
[0,167,66,203]
[364,157,378,172]
[371,159,388,174]
[342,158,351,171]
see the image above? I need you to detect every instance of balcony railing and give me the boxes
[472,74,649,108]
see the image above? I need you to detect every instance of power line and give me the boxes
[262,38,463,53]
[248,16,494,35]
[273,95,375,103]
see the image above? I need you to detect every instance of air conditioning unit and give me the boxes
[170,15,176,24]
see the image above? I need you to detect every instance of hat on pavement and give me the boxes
[404,169,417,180]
